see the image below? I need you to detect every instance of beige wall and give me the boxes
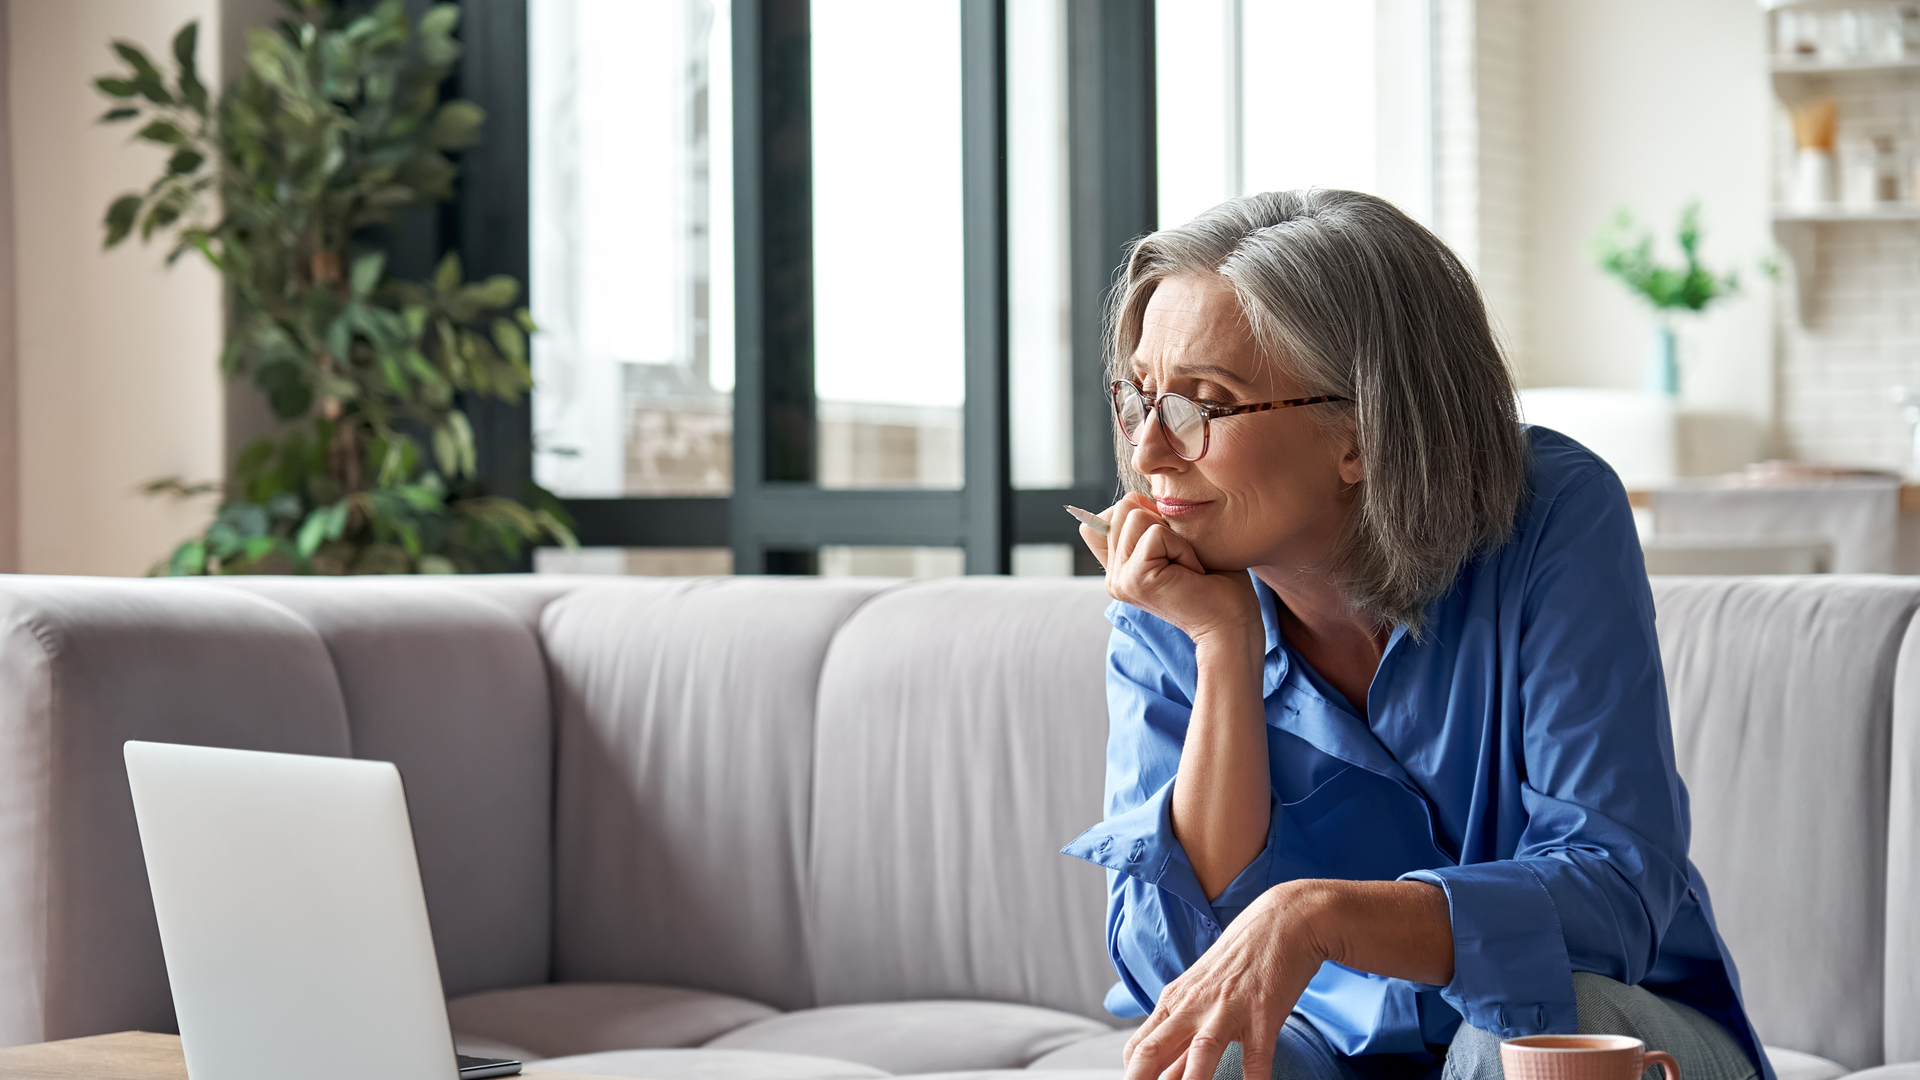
[1522,0,1775,468]
[8,0,226,575]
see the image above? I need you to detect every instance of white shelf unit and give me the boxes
[1767,3,1920,326]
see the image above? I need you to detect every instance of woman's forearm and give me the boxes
[1172,634,1272,899]
[1291,878,1454,987]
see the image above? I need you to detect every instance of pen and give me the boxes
[1063,504,1109,536]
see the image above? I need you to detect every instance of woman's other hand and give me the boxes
[1081,493,1260,657]
[1121,882,1328,1080]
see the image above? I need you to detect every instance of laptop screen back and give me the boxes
[125,741,457,1080]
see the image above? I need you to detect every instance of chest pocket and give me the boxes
[1270,765,1454,885]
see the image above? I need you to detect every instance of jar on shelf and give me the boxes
[1843,135,1902,207]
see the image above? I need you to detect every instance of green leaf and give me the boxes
[427,100,485,150]
[432,251,462,294]
[136,119,187,146]
[171,21,207,113]
[168,539,208,577]
[432,425,457,477]
[296,507,332,558]
[114,41,163,83]
[94,76,138,99]
[99,106,140,123]
[449,409,476,477]
[349,251,387,299]
[166,148,203,176]
[103,194,143,247]
[469,275,519,308]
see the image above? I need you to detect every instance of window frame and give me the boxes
[456,0,1155,574]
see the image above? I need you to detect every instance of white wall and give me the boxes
[8,0,226,575]
[1522,0,1774,471]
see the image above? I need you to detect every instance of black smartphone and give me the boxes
[458,1053,523,1078]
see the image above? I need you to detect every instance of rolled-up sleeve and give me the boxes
[1400,467,1693,1038]
[1061,610,1282,1016]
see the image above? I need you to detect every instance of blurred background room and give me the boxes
[0,0,1914,580]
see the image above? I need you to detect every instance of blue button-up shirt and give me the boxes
[1062,427,1769,1078]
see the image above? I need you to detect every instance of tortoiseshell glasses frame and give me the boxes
[1110,379,1350,462]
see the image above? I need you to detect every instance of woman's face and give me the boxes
[1127,273,1362,573]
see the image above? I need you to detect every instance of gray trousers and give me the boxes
[1210,973,1760,1080]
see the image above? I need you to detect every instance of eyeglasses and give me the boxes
[1111,379,1349,461]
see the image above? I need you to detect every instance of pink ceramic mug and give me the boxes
[1500,1035,1680,1080]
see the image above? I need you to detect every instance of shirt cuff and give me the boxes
[1400,862,1578,1037]
[1062,778,1273,929]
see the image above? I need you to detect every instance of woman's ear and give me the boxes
[1337,428,1364,486]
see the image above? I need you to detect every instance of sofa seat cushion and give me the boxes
[705,1001,1117,1074]
[912,1072,1120,1080]
[1026,1031,1132,1070]
[1763,1048,1850,1080]
[1838,1067,1920,1080]
[446,983,777,1059]
[530,1048,888,1080]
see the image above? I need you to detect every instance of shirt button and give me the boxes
[1096,837,1112,856]
[1688,887,1699,901]
[1128,838,1147,862]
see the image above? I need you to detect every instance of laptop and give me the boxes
[124,740,522,1080]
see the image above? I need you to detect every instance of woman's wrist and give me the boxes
[1190,611,1264,669]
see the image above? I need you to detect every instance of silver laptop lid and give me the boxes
[124,741,457,1080]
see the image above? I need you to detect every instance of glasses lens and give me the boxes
[1114,383,1148,444]
[1158,394,1207,459]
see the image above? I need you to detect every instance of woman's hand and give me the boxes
[1079,493,1260,656]
[1122,881,1331,1080]
[1122,880,1454,1080]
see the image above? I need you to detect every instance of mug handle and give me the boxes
[1643,1050,1681,1080]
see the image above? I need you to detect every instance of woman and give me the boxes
[1061,190,1768,1080]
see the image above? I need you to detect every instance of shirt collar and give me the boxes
[1250,571,1416,789]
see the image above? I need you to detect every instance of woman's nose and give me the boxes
[1130,411,1187,474]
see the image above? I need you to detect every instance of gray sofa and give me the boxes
[0,573,1914,1080]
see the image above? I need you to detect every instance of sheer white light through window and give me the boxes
[811,0,966,489]
[1155,0,1431,230]
[529,0,735,498]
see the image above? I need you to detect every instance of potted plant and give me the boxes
[96,0,573,574]
[1589,201,1742,398]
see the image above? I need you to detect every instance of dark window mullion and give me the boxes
[962,0,1011,574]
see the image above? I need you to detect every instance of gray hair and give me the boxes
[1109,189,1525,632]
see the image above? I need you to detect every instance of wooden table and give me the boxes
[0,1031,616,1079]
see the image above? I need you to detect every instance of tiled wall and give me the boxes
[1774,69,1920,469]
[1777,220,1920,468]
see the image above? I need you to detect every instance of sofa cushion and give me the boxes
[706,1001,1116,1074]
[194,578,558,999]
[0,578,353,1047]
[446,982,777,1059]
[1763,1047,1849,1080]
[809,578,1117,1020]
[1651,576,1920,1070]
[1026,1031,1132,1070]
[917,1072,1120,1080]
[1842,1067,1920,1080]
[530,1048,888,1080]
[1888,614,1920,1065]
[542,578,896,1011]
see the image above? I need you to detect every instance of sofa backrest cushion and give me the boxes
[0,579,353,1047]
[542,577,895,1011]
[1886,616,1920,1065]
[195,578,563,998]
[808,577,1117,1020]
[1651,575,1920,1069]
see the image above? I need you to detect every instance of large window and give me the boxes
[459,0,1429,578]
